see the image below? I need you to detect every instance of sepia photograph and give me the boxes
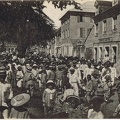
[0,0,120,119]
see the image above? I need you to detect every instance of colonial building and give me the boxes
[92,0,120,63]
[59,1,96,58]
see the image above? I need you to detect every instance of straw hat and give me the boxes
[11,93,30,107]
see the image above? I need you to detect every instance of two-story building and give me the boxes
[93,0,120,63]
[59,1,96,58]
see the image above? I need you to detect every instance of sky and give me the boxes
[43,0,112,28]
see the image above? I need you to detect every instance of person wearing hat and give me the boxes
[23,64,35,92]
[60,83,75,103]
[112,86,120,118]
[32,64,41,88]
[88,96,104,119]
[56,65,64,92]
[85,74,93,103]
[83,61,94,85]
[47,66,56,83]
[38,67,47,89]
[110,62,117,86]
[68,68,83,96]
[102,61,111,83]
[64,95,83,118]
[103,75,112,101]
[9,93,30,118]
[42,80,57,116]
[16,65,24,88]
[0,66,13,118]
[91,71,101,96]
[101,84,119,118]
[5,65,13,84]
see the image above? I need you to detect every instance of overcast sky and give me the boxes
[43,0,112,28]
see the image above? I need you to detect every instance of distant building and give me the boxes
[0,41,17,53]
[92,0,120,63]
[59,1,96,58]
[54,28,62,56]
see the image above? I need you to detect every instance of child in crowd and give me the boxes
[42,80,57,116]
[85,74,93,103]
[61,83,75,102]
[103,75,112,101]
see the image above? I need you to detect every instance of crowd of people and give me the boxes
[0,51,120,119]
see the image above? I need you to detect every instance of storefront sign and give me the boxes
[99,37,113,42]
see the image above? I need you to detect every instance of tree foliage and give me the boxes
[0,0,81,55]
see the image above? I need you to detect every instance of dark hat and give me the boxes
[91,70,99,76]
[97,87,104,96]
[90,96,104,105]
[69,67,75,72]
[104,74,111,80]
[93,62,98,66]
[66,95,80,104]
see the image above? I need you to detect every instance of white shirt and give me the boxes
[0,82,13,107]
[88,109,104,119]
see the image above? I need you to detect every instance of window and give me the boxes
[77,15,84,22]
[68,29,70,37]
[63,31,65,39]
[112,16,117,30]
[87,28,92,36]
[65,30,67,38]
[80,28,85,38]
[95,23,98,36]
[103,20,107,34]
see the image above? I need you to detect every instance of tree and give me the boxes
[0,0,81,55]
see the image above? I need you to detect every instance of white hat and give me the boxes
[47,80,54,84]
[11,93,30,107]
[33,64,37,67]
[46,80,55,87]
